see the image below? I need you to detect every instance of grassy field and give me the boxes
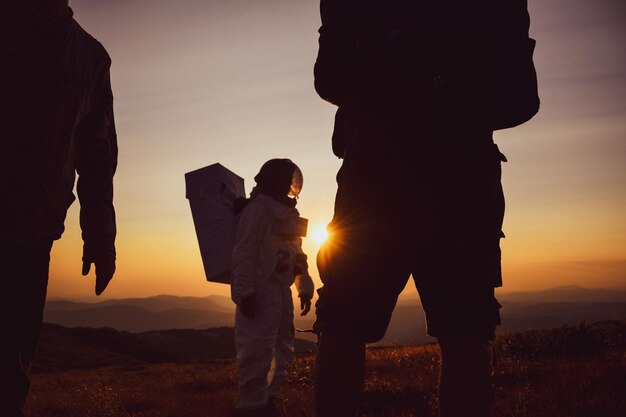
[24,321,625,417]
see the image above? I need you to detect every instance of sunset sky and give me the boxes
[48,0,626,300]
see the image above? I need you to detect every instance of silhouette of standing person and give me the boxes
[0,1,118,415]
[310,1,532,416]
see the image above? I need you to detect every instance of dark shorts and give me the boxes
[314,142,505,343]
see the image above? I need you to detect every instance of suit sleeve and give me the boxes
[294,242,315,299]
[75,56,118,261]
[231,203,271,305]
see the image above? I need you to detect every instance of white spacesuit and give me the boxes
[231,185,314,411]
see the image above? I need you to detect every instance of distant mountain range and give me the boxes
[44,295,235,332]
[497,285,626,303]
[43,286,626,346]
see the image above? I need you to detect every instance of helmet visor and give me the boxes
[289,165,303,198]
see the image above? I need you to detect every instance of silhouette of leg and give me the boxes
[438,337,492,417]
[235,321,275,410]
[235,282,282,411]
[268,285,295,400]
[314,333,365,417]
[0,241,52,417]
[0,345,29,417]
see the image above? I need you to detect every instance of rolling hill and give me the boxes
[43,286,626,346]
[34,323,315,372]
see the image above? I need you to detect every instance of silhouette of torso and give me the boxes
[0,0,114,241]
[315,0,498,159]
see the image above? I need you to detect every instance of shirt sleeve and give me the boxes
[314,0,355,106]
[75,55,118,261]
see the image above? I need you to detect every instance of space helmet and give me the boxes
[254,158,303,201]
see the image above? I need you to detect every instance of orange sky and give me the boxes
[47,0,626,300]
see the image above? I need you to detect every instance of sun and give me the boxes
[312,224,329,246]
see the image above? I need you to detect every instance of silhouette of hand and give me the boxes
[300,295,312,316]
[82,253,116,296]
[240,294,257,319]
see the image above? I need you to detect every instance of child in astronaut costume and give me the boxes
[231,159,314,414]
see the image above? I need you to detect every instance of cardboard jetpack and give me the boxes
[185,163,245,284]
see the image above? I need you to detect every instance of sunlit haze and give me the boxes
[47,0,626,300]
[311,224,329,247]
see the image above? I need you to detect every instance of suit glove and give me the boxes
[240,293,257,320]
[300,295,312,316]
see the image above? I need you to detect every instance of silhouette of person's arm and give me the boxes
[314,0,355,106]
[315,1,358,158]
[75,58,118,296]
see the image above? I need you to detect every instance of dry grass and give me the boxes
[25,322,626,417]
[27,361,237,417]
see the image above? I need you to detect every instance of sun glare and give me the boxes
[312,224,329,246]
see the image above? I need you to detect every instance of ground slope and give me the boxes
[25,321,625,417]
